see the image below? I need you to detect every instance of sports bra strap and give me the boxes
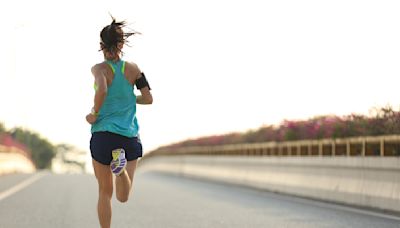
[122,61,126,74]
[107,62,116,74]
[106,61,125,74]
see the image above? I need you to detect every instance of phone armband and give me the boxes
[135,72,151,90]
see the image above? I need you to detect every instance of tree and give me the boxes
[0,122,6,134]
[10,128,56,169]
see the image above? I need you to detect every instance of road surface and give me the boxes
[0,170,400,228]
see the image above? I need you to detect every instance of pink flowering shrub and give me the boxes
[159,106,400,149]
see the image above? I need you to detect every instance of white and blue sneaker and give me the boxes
[110,148,127,176]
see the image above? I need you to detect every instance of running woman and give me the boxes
[86,17,153,228]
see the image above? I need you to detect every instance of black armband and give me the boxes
[135,72,151,90]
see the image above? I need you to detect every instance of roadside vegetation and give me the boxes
[0,123,56,169]
[159,106,400,150]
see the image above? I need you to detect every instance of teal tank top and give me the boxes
[91,60,139,137]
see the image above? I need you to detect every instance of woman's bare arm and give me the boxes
[92,65,108,112]
[86,64,108,124]
[126,62,153,105]
[136,86,153,104]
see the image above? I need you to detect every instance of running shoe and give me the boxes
[110,148,127,176]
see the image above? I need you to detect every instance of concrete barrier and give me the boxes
[139,155,400,213]
[0,152,36,175]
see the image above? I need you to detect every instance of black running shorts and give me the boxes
[90,131,143,165]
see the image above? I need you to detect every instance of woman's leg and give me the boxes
[93,159,113,228]
[115,159,138,202]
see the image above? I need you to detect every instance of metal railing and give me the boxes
[147,135,400,157]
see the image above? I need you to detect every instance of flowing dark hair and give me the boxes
[100,16,138,57]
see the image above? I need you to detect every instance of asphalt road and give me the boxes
[1,170,400,228]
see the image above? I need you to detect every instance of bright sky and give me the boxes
[1,0,400,156]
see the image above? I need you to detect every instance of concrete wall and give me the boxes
[139,155,400,213]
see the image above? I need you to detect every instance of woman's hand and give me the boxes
[86,113,98,124]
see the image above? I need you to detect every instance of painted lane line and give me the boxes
[0,173,45,202]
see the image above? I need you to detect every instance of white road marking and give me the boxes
[0,173,45,202]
